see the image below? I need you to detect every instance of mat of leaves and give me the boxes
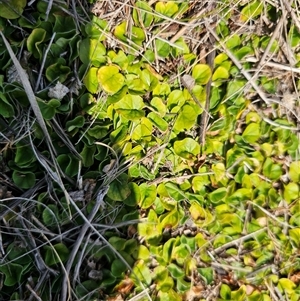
[0,1,299,301]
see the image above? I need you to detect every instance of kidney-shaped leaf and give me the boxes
[192,64,212,85]
[240,1,263,22]
[174,138,200,160]
[0,0,26,19]
[114,94,145,120]
[98,65,125,94]
[107,173,131,201]
[242,123,260,143]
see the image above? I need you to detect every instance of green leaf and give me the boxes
[0,262,23,286]
[131,260,152,286]
[139,183,156,209]
[148,112,168,132]
[79,39,106,66]
[80,145,96,167]
[176,277,191,293]
[212,66,229,81]
[220,283,232,299]
[124,182,141,206]
[189,202,214,227]
[215,53,229,65]
[172,244,190,266]
[235,46,253,59]
[157,276,174,292]
[198,267,214,284]
[0,0,26,19]
[289,161,300,182]
[114,21,145,47]
[66,116,85,132]
[53,15,76,39]
[240,1,263,22]
[208,187,227,205]
[242,123,260,143]
[112,50,129,69]
[160,209,180,228]
[288,25,300,47]
[42,204,59,227]
[44,243,70,266]
[174,138,200,160]
[212,163,226,183]
[37,98,61,120]
[132,117,152,141]
[114,94,145,120]
[167,90,185,110]
[131,26,146,46]
[167,263,185,278]
[26,28,47,59]
[157,290,182,301]
[133,1,153,27]
[111,259,127,277]
[134,245,150,260]
[98,65,125,94]
[283,183,299,203]
[83,67,99,93]
[260,37,279,53]
[57,154,79,177]
[278,278,296,294]
[262,158,282,180]
[225,79,246,99]
[155,1,178,18]
[155,39,171,58]
[85,16,108,39]
[256,251,274,267]
[0,93,14,117]
[192,64,212,85]
[75,280,101,298]
[14,143,35,167]
[174,104,199,132]
[46,59,71,83]
[226,34,241,49]
[289,228,300,248]
[108,237,126,251]
[107,174,131,201]
[7,243,31,265]
[12,171,36,189]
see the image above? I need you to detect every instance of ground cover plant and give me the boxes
[0,0,300,300]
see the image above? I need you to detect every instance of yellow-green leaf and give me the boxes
[98,65,125,94]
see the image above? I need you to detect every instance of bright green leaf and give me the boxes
[148,112,168,132]
[155,39,171,58]
[192,64,212,85]
[240,1,263,22]
[114,94,145,120]
[289,161,300,182]
[174,104,199,132]
[189,202,214,227]
[284,183,299,203]
[174,138,200,159]
[139,183,156,209]
[83,67,99,93]
[242,123,260,143]
[212,66,229,81]
[98,65,125,94]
